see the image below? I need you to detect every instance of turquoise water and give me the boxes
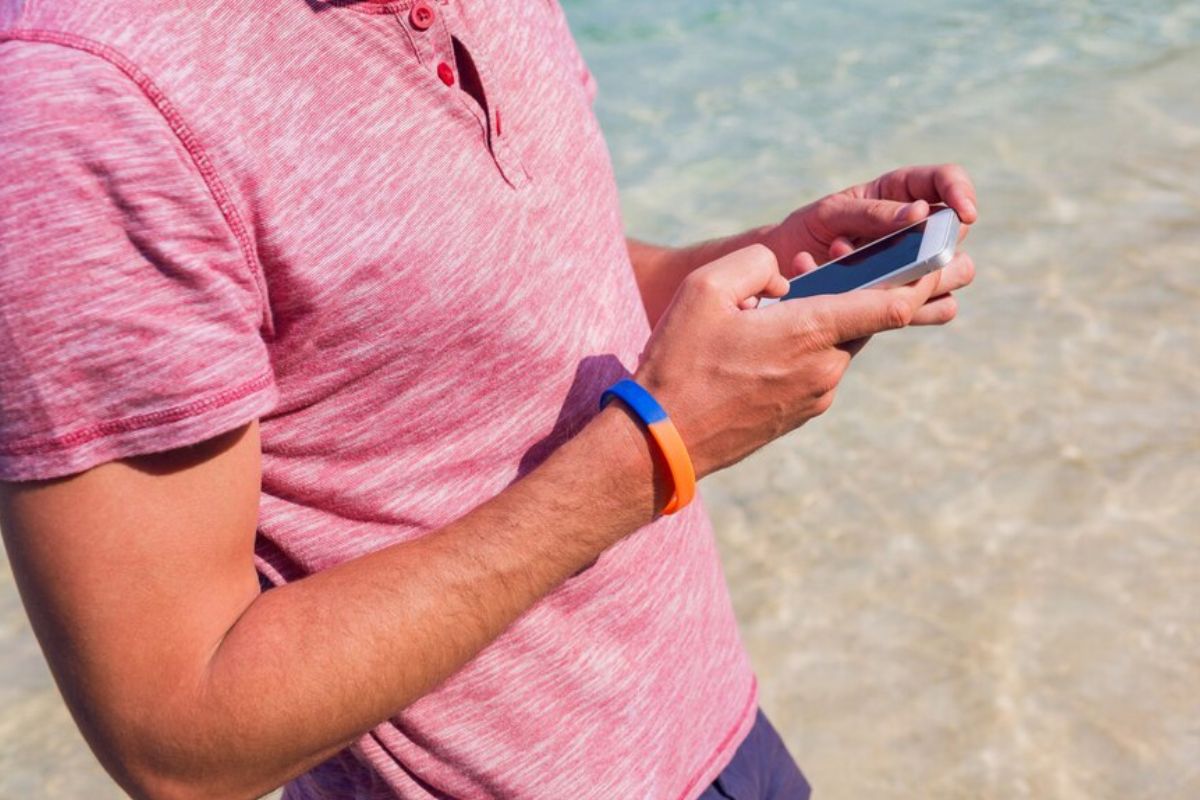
[566,0,1200,238]
[564,2,1200,799]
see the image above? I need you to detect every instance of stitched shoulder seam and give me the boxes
[0,29,276,337]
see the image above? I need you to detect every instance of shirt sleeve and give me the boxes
[0,41,278,482]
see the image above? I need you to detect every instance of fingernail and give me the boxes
[893,203,913,222]
[964,199,978,219]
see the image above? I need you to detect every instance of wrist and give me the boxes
[557,404,669,535]
[593,403,674,520]
[599,379,696,515]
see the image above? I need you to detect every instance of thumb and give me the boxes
[688,244,788,304]
[818,196,930,242]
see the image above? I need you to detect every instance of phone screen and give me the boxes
[782,220,927,300]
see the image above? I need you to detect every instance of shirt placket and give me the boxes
[390,0,529,189]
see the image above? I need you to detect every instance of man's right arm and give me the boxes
[1,403,663,800]
[0,246,944,800]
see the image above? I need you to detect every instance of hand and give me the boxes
[768,163,978,271]
[634,244,942,478]
[764,163,978,325]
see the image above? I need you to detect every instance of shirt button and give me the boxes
[437,62,455,86]
[409,2,435,31]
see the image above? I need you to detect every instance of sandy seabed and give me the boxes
[702,49,1200,800]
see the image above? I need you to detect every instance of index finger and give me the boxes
[876,164,978,225]
[689,244,788,305]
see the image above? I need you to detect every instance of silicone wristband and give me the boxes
[599,378,696,515]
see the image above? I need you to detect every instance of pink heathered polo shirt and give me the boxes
[0,2,758,797]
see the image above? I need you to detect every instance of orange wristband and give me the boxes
[600,379,696,515]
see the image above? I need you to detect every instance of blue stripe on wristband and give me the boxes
[600,378,696,515]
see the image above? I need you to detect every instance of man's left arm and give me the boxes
[628,163,979,327]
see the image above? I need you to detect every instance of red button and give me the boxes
[409,2,435,31]
[437,62,455,86]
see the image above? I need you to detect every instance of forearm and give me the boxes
[628,224,780,326]
[156,406,662,799]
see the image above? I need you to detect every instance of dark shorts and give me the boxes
[698,709,812,800]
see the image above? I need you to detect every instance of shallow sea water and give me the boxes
[2,1,1198,798]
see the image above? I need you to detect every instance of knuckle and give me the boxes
[812,357,845,397]
[867,197,890,217]
[958,254,976,286]
[742,242,779,271]
[686,270,720,295]
[794,306,832,348]
[814,194,843,220]
[887,298,914,329]
[945,162,974,188]
[812,390,837,417]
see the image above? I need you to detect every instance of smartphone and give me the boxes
[761,207,960,305]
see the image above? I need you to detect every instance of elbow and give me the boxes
[117,762,258,800]
[123,769,272,800]
[76,681,288,800]
[96,734,267,800]
[122,774,222,800]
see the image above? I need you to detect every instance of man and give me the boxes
[0,1,976,798]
